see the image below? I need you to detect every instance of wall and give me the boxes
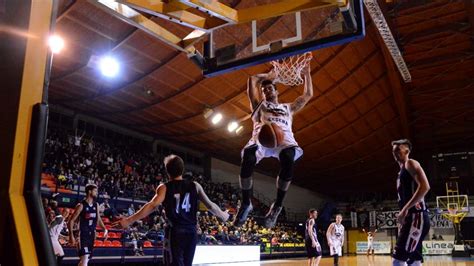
[211,158,327,213]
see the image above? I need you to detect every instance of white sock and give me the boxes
[392,259,407,266]
[408,261,422,266]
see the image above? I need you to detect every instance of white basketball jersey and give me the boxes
[330,223,345,245]
[368,235,374,243]
[49,215,65,240]
[250,100,298,147]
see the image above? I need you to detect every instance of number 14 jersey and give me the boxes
[163,180,198,228]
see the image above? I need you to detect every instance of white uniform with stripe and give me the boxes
[242,100,303,163]
[328,223,344,256]
[367,235,374,250]
[49,215,66,256]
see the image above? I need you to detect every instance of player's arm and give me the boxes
[68,203,83,245]
[49,215,64,229]
[248,72,276,111]
[401,159,430,213]
[96,203,108,239]
[326,223,334,246]
[113,184,166,229]
[341,226,346,247]
[195,182,229,222]
[307,219,318,247]
[290,60,313,113]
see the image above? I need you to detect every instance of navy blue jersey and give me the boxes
[305,218,318,242]
[163,180,198,228]
[397,166,426,213]
[79,200,98,235]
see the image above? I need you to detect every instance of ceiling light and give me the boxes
[211,113,222,125]
[235,126,244,134]
[48,35,64,54]
[99,56,120,77]
[227,121,238,132]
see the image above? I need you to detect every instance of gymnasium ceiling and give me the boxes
[49,0,474,196]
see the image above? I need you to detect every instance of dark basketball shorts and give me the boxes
[393,211,430,263]
[305,238,322,258]
[78,233,94,257]
[164,226,198,266]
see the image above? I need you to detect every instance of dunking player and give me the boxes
[305,209,322,266]
[235,60,313,228]
[68,184,108,266]
[113,155,229,266]
[327,214,345,266]
[362,228,377,256]
[391,139,430,266]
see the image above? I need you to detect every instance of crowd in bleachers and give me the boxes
[41,127,304,255]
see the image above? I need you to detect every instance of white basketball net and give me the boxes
[270,52,313,86]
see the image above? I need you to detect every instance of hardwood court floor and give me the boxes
[203,256,474,266]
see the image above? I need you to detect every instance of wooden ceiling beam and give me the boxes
[57,0,77,22]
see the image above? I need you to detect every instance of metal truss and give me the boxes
[364,0,412,82]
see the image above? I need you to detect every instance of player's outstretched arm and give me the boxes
[248,71,276,111]
[195,181,229,222]
[113,184,166,229]
[290,60,313,113]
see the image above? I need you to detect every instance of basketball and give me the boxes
[258,123,284,148]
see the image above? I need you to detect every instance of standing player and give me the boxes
[68,184,108,266]
[326,214,345,266]
[48,209,69,265]
[235,59,313,228]
[305,209,321,266]
[113,155,229,266]
[391,139,430,266]
[362,228,377,256]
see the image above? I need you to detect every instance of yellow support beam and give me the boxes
[178,0,238,23]
[178,0,345,24]
[90,0,203,53]
[119,0,230,31]
[2,0,55,264]
[237,0,345,24]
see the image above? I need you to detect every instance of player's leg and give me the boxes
[183,230,198,266]
[78,255,89,266]
[77,236,92,266]
[407,212,430,266]
[264,147,295,228]
[275,147,296,207]
[315,255,321,266]
[392,213,414,266]
[235,145,258,226]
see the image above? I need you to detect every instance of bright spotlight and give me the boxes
[48,35,64,54]
[227,121,238,132]
[99,56,120,77]
[236,126,244,134]
[211,113,223,125]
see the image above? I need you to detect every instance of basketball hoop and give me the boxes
[270,52,312,86]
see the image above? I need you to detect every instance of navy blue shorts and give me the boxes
[164,227,198,266]
[393,211,430,263]
[305,238,322,258]
[78,232,95,257]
